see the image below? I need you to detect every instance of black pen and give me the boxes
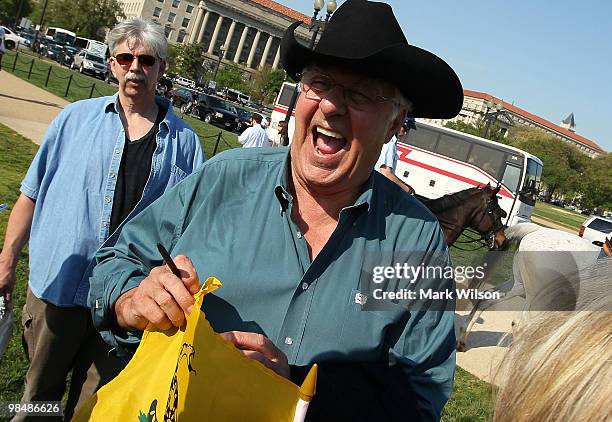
[157,243,181,278]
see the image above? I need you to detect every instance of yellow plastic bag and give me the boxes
[74,277,315,421]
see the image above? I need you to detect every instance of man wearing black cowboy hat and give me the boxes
[91,1,463,420]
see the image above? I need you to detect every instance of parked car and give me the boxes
[71,50,108,79]
[578,216,612,247]
[233,107,253,133]
[188,94,239,131]
[1,26,27,50]
[174,76,196,89]
[169,87,196,108]
[45,43,63,61]
[58,46,79,66]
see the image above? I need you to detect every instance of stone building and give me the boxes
[117,0,314,75]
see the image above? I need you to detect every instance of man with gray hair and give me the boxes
[0,17,204,420]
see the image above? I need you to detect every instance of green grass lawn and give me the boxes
[532,201,587,231]
[0,125,36,407]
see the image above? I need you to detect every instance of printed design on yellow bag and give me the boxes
[138,342,197,422]
[74,276,317,422]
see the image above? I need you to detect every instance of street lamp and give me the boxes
[280,0,338,145]
[212,45,226,83]
[481,99,504,139]
[309,0,337,48]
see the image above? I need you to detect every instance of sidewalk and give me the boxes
[0,70,69,145]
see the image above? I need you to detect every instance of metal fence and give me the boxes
[8,52,108,99]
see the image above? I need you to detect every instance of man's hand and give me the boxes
[114,255,200,331]
[0,258,16,302]
[221,331,290,379]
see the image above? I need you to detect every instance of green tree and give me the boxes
[249,65,285,104]
[444,119,510,144]
[170,42,205,80]
[579,153,612,210]
[30,0,124,40]
[216,65,247,92]
[508,126,588,200]
[444,120,481,137]
[1,0,33,26]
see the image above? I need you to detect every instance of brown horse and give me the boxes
[420,184,509,250]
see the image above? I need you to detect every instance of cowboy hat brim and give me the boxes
[281,21,464,119]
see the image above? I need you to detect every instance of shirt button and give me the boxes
[296,231,302,239]
[301,282,308,291]
[110,172,116,178]
[105,197,111,204]
[102,222,108,227]
[114,148,121,154]
[284,337,293,345]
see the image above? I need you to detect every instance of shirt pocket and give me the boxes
[338,288,405,355]
[168,164,188,187]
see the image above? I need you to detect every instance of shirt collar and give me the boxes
[104,93,172,132]
[273,149,373,216]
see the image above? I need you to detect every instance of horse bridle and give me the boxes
[451,195,506,251]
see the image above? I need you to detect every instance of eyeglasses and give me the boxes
[299,72,398,112]
[114,53,158,67]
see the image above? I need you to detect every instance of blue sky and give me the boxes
[288,0,612,152]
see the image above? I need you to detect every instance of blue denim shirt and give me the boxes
[91,148,455,419]
[21,94,205,307]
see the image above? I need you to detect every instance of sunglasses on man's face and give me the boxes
[114,53,158,67]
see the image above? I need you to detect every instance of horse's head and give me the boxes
[470,183,508,250]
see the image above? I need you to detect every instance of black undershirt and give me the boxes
[109,106,165,234]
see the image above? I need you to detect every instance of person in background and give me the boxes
[238,113,271,148]
[0,23,6,71]
[0,18,204,421]
[375,119,416,194]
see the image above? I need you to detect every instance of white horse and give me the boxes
[456,223,609,351]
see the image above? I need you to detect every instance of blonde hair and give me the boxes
[493,260,612,422]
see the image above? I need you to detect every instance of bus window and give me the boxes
[467,143,505,179]
[501,164,521,195]
[406,127,439,151]
[437,134,470,161]
[524,158,542,190]
[277,84,296,107]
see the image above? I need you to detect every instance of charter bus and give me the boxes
[267,82,297,141]
[45,27,76,46]
[74,37,109,58]
[396,120,543,226]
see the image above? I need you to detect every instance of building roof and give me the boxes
[250,0,312,24]
[464,90,604,154]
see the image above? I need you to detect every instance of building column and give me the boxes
[234,26,248,63]
[196,10,210,44]
[207,15,224,54]
[223,20,237,59]
[246,30,261,68]
[258,34,273,69]
[188,1,205,44]
[272,45,280,69]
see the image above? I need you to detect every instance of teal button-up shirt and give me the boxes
[90,147,455,420]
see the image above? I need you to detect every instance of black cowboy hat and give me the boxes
[280,0,464,118]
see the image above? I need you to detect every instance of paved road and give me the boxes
[0,70,69,144]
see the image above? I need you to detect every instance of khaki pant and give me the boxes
[13,288,124,421]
